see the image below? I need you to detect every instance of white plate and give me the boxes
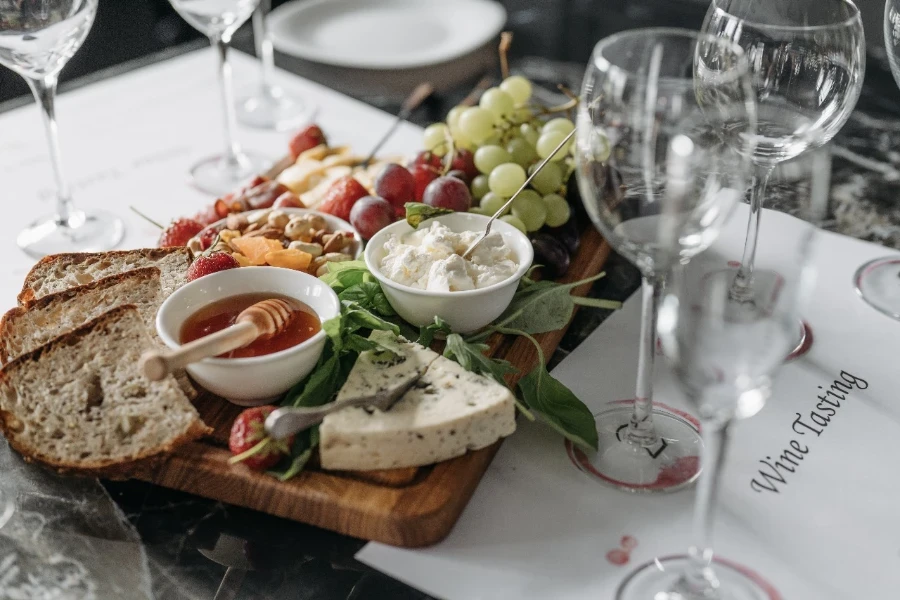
[268,0,507,70]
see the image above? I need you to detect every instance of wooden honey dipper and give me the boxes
[140,297,304,381]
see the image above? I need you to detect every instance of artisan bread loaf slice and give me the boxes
[1,267,165,363]
[0,305,210,475]
[320,352,517,471]
[18,247,192,305]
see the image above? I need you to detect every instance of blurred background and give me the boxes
[0,0,889,107]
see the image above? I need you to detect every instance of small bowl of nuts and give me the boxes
[189,208,362,276]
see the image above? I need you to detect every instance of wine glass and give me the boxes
[616,212,818,600]
[854,0,900,321]
[235,0,313,130]
[702,0,865,350]
[168,0,270,195]
[575,28,756,492]
[0,0,124,258]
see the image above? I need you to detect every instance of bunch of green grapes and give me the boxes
[420,76,579,234]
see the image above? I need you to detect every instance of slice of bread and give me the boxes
[18,247,192,305]
[1,267,166,364]
[0,305,210,476]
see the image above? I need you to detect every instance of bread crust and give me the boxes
[0,305,211,478]
[18,247,192,305]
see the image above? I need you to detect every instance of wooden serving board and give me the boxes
[136,228,610,547]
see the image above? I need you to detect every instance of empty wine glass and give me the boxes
[702,0,865,350]
[235,0,313,130]
[0,0,124,257]
[616,211,818,600]
[854,0,900,321]
[168,0,270,195]
[575,28,756,492]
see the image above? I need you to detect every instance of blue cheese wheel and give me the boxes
[320,353,516,471]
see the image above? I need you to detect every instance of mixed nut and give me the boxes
[189,209,359,276]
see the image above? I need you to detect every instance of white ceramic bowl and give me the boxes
[192,207,363,258]
[156,267,340,406]
[364,212,533,333]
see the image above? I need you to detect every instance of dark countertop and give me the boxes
[3,6,900,599]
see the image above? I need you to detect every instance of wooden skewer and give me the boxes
[140,298,304,381]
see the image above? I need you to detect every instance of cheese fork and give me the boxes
[264,379,419,440]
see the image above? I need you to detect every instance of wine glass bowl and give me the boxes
[0,0,125,257]
[168,0,257,38]
[575,28,756,493]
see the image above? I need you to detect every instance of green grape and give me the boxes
[512,106,532,124]
[511,190,547,231]
[482,134,502,146]
[480,192,509,216]
[536,130,571,161]
[500,214,528,234]
[474,145,511,174]
[458,107,495,144]
[542,117,575,136]
[520,123,540,146]
[507,137,537,167]
[489,162,527,197]
[423,123,450,156]
[591,129,611,162]
[543,193,571,227]
[447,105,466,130]
[469,206,489,216]
[479,87,515,119]
[471,174,490,201]
[500,75,533,105]
[528,161,563,195]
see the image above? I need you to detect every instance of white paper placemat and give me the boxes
[357,206,900,599]
[0,49,421,309]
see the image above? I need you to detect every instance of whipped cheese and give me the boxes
[379,222,518,292]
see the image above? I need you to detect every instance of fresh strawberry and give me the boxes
[318,175,369,221]
[410,150,442,170]
[228,405,294,471]
[193,204,221,227]
[186,251,240,282]
[288,124,327,159]
[158,218,204,248]
[273,191,304,209]
[197,227,219,251]
[411,164,439,202]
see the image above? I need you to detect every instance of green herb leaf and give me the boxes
[416,316,452,347]
[343,301,400,335]
[319,260,370,291]
[517,363,599,451]
[405,202,454,228]
[339,281,396,316]
[444,334,517,385]
[494,272,608,334]
[284,351,343,408]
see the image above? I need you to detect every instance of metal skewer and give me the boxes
[462,128,576,259]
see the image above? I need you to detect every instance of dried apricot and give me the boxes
[265,248,313,271]
[232,237,283,265]
[232,252,252,267]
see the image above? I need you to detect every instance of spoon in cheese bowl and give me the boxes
[141,297,306,381]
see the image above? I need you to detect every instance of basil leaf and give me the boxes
[284,351,343,408]
[496,272,610,334]
[339,281,396,317]
[322,314,344,351]
[320,260,370,291]
[416,316,452,347]
[343,301,400,335]
[444,333,517,386]
[518,364,599,451]
[405,202,454,228]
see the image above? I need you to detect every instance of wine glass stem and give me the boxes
[673,418,732,597]
[627,274,663,446]
[732,165,774,299]
[212,34,243,168]
[252,0,275,94]
[24,74,77,225]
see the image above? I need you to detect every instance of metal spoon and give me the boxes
[461,128,576,259]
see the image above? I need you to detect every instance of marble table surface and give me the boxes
[2,45,899,600]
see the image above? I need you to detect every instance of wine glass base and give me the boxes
[189,151,272,196]
[17,210,125,259]
[569,404,702,493]
[235,86,314,131]
[854,256,900,321]
[616,555,779,600]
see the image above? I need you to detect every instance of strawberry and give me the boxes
[158,218,204,248]
[228,405,294,471]
[193,204,221,227]
[411,164,439,202]
[288,124,327,159]
[273,191,304,209]
[318,175,368,221]
[186,251,240,282]
[197,227,219,251]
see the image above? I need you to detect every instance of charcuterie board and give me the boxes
[136,228,609,547]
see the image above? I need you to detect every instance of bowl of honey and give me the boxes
[155,267,340,405]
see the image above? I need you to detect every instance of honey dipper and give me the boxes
[140,297,304,381]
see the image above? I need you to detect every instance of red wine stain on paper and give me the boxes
[606,536,638,566]
[654,456,700,488]
[727,260,741,268]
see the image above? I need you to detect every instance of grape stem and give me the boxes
[499,31,513,80]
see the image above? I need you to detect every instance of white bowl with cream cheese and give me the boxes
[365,213,533,333]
